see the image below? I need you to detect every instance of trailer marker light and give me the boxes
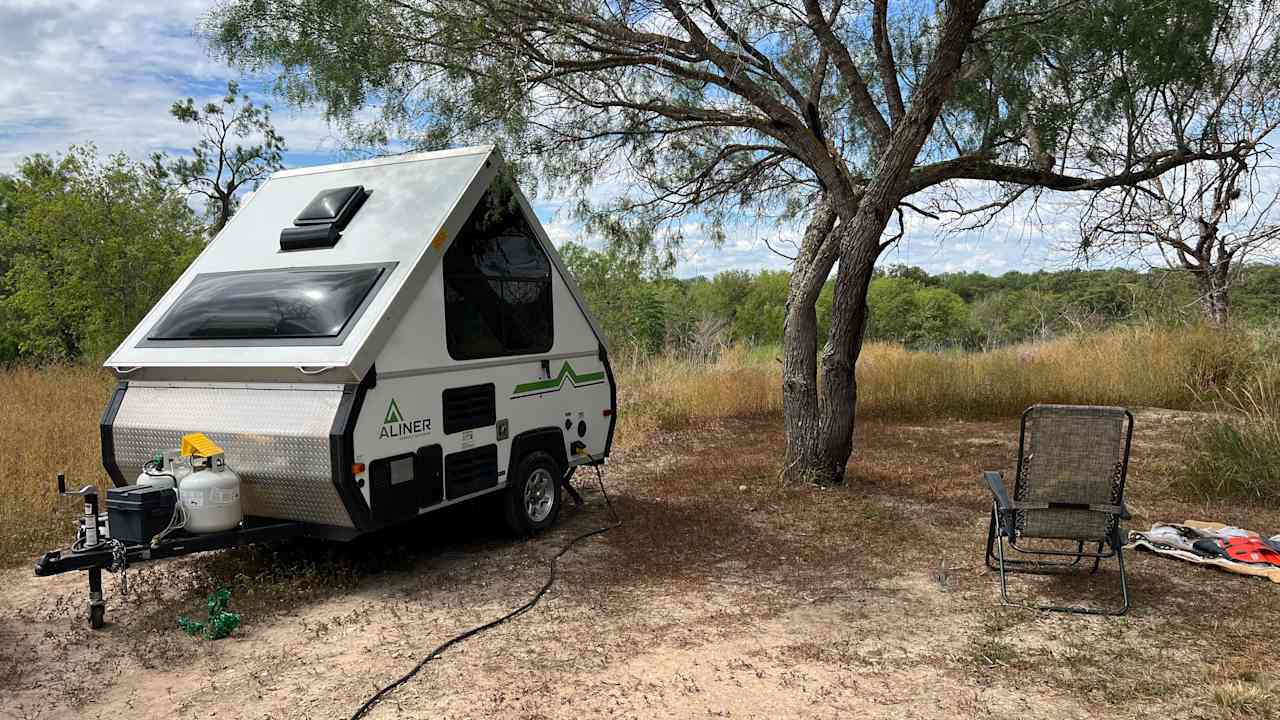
[602,409,612,417]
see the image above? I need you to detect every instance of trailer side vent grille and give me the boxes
[442,383,496,434]
[444,444,498,499]
[280,185,368,251]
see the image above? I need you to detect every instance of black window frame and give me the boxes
[442,195,554,360]
[139,262,396,348]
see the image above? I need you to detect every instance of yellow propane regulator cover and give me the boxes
[180,432,224,459]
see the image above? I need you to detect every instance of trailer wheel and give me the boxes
[504,451,562,536]
[89,604,105,630]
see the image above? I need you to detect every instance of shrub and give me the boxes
[1180,374,1280,507]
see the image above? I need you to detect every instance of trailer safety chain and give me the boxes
[349,464,620,720]
[107,539,129,599]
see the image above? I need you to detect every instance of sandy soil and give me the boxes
[2,411,1277,720]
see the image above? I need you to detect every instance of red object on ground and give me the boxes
[1224,536,1280,566]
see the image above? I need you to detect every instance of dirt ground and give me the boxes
[2,411,1278,720]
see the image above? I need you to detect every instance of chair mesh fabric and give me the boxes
[1012,405,1127,543]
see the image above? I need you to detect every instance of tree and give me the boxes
[210,0,1263,483]
[1081,154,1280,325]
[561,239,673,354]
[164,81,286,235]
[970,289,1062,346]
[1075,2,1280,325]
[733,270,791,345]
[0,146,205,362]
[867,278,971,348]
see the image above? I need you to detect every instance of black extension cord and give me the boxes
[349,465,620,720]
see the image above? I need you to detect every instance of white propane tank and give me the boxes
[179,455,243,533]
[164,448,193,483]
[136,468,175,491]
[136,450,189,491]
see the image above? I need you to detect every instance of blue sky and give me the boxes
[0,0,1108,279]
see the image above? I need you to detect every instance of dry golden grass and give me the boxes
[618,325,1272,436]
[1,323,1273,566]
[0,365,116,563]
[858,323,1264,418]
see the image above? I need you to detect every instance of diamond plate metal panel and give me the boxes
[112,385,353,527]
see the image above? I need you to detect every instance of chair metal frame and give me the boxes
[983,405,1134,616]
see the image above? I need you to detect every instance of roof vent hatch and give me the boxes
[280,185,368,251]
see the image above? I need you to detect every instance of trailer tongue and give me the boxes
[36,442,309,630]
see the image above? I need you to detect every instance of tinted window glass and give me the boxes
[443,192,553,359]
[149,266,384,340]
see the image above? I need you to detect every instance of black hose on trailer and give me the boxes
[349,465,620,720]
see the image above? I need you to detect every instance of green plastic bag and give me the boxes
[178,588,241,640]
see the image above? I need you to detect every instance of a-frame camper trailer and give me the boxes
[35,146,617,627]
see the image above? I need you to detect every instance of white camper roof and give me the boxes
[105,146,603,383]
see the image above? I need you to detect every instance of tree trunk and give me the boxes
[212,192,233,236]
[1196,262,1231,326]
[782,198,839,482]
[810,198,893,484]
[781,0,988,484]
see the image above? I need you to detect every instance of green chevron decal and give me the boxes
[513,362,606,397]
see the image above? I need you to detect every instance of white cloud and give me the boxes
[0,0,344,170]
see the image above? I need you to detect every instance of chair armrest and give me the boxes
[983,471,1013,511]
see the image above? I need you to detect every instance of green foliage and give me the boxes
[971,290,1060,347]
[1182,420,1280,507]
[562,251,1280,357]
[561,241,671,355]
[0,146,205,363]
[866,278,972,349]
[1234,266,1280,326]
[732,270,790,345]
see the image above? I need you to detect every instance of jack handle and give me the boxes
[56,472,102,549]
[56,472,98,500]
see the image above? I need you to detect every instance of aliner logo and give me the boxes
[383,399,403,424]
[378,398,431,439]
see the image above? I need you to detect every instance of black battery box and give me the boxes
[106,484,176,545]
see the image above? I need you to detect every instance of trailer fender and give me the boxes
[507,427,568,481]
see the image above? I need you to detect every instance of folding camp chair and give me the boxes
[982,404,1134,616]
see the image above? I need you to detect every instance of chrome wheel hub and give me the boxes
[524,468,555,523]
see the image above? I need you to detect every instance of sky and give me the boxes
[0,0,1159,279]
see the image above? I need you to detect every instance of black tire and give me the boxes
[89,603,105,630]
[503,451,563,536]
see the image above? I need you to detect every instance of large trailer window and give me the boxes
[148,265,385,340]
[443,191,553,359]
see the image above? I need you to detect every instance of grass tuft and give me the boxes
[1181,373,1280,508]
[1210,676,1277,718]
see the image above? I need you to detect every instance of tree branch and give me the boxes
[802,0,892,150]
[871,0,905,124]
